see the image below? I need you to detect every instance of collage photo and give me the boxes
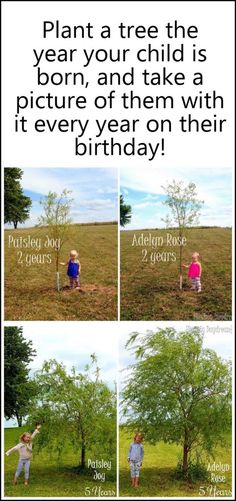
[3,165,233,498]
[2,1,234,500]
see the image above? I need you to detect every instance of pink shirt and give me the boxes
[188,262,201,278]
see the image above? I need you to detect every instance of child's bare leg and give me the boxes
[13,475,18,485]
[131,477,135,487]
[134,476,139,487]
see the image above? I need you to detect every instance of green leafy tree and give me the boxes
[122,327,231,478]
[4,168,32,229]
[29,356,116,470]
[37,189,73,290]
[120,194,132,227]
[162,180,204,289]
[4,327,37,427]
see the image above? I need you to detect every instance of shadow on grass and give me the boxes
[119,466,200,497]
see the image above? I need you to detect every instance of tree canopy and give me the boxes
[4,327,37,426]
[28,356,116,469]
[4,168,32,229]
[122,327,231,477]
[162,180,204,230]
[120,194,132,227]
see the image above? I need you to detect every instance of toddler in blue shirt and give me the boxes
[127,432,144,487]
[60,249,81,289]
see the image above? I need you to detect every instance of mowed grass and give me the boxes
[119,428,232,498]
[5,224,118,320]
[4,428,116,498]
[121,227,232,320]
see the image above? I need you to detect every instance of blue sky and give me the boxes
[5,168,118,228]
[121,167,232,229]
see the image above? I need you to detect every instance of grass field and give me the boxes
[4,427,116,498]
[5,223,118,320]
[119,428,232,498]
[121,227,232,320]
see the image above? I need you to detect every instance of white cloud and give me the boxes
[22,169,68,196]
[133,201,162,210]
[97,186,117,194]
[121,166,231,200]
[80,198,116,209]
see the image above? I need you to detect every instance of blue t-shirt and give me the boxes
[67,259,80,277]
[128,443,144,462]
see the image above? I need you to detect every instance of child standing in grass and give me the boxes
[60,249,81,289]
[5,424,41,486]
[127,432,144,488]
[183,252,202,292]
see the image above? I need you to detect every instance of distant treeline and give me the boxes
[5,221,118,231]
[74,221,118,226]
[123,226,232,231]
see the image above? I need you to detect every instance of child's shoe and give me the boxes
[24,480,29,486]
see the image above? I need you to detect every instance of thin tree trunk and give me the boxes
[56,250,59,273]
[13,221,18,229]
[179,243,183,290]
[183,443,188,477]
[81,444,86,469]
[56,272,60,291]
[56,250,60,291]
[81,429,86,469]
[183,429,189,477]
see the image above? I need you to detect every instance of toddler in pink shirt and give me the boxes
[183,252,202,292]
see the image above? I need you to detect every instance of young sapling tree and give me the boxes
[162,181,204,289]
[37,189,73,291]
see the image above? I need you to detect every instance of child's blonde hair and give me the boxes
[70,249,78,258]
[134,432,143,442]
[192,252,200,259]
[20,432,31,443]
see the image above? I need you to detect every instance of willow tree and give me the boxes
[162,181,204,289]
[38,189,73,290]
[122,327,231,478]
[29,356,116,471]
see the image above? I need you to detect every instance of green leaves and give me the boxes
[122,327,231,474]
[37,189,74,273]
[162,180,204,230]
[29,358,116,467]
[4,168,32,229]
[120,194,132,227]
[4,327,37,425]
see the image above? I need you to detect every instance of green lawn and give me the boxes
[5,223,118,320]
[121,227,232,320]
[119,428,232,498]
[4,428,116,497]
